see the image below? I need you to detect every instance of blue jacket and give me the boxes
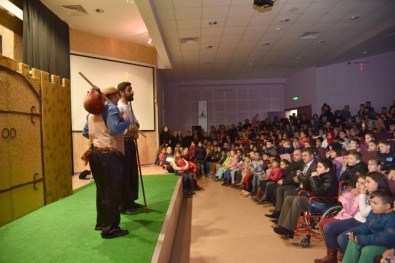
[348,211,395,248]
[82,103,129,138]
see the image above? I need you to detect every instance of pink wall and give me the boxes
[315,51,395,115]
[283,67,317,113]
[163,79,286,132]
[162,51,395,131]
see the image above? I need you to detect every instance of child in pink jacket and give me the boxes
[318,177,363,232]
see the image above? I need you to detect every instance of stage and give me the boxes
[0,174,182,263]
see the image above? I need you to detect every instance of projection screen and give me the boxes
[70,53,155,131]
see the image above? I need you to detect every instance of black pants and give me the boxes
[266,183,277,205]
[89,150,123,234]
[274,185,299,212]
[121,140,139,210]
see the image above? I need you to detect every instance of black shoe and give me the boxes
[271,219,278,225]
[265,211,280,218]
[273,226,294,239]
[94,225,102,231]
[258,198,270,204]
[101,228,129,239]
[131,202,145,209]
[121,208,138,215]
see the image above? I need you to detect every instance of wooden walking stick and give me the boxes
[135,139,148,212]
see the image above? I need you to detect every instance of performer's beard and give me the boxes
[126,94,134,101]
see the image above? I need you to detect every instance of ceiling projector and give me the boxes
[253,0,274,8]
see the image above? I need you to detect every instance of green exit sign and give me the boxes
[293,96,299,101]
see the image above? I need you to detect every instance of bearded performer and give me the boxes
[117,82,145,214]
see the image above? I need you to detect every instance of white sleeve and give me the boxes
[358,194,371,218]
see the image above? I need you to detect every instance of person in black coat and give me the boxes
[159,125,172,147]
[195,141,207,178]
[265,150,302,208]
[273,159,338,238]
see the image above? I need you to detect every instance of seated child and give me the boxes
[158,146,166,166]
[254,157,283,202]
[318,178,362,233]
[343,190,395,263]
[214,150,230,180]
[250,151,266,197]
[236,155,252,193]
[171,150,194,197]
[162,146,174,172]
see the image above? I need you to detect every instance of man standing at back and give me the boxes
[117,82,144,214]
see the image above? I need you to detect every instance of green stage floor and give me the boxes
[0,175,178,263]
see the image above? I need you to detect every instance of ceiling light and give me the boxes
[180,37,199,44]
[126,0,135,4]
[300,32,321,40]
[95,8,104,13]
[363,50,368,54]
[276,27,281,31]
[148,37,153,45]
[350,15,360,20]
[280,18,290,23]
[208,20,218,26]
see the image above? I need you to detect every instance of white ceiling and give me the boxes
[41,0,395,82]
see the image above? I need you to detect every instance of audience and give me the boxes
[157,100,395,261]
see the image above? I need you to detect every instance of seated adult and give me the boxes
[273,159,338,238]
[265,149,303,218]
[265,147,317,219]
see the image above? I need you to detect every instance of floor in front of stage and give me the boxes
[170,176,328,263]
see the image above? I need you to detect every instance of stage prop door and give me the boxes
[0,66,44,226]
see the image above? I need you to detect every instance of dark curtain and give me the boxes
[23,0,70,79]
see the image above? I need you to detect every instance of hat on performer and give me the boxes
[101,86,118,95]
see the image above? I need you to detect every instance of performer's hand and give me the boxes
[119,111,125,120]
[129,123,139,139]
